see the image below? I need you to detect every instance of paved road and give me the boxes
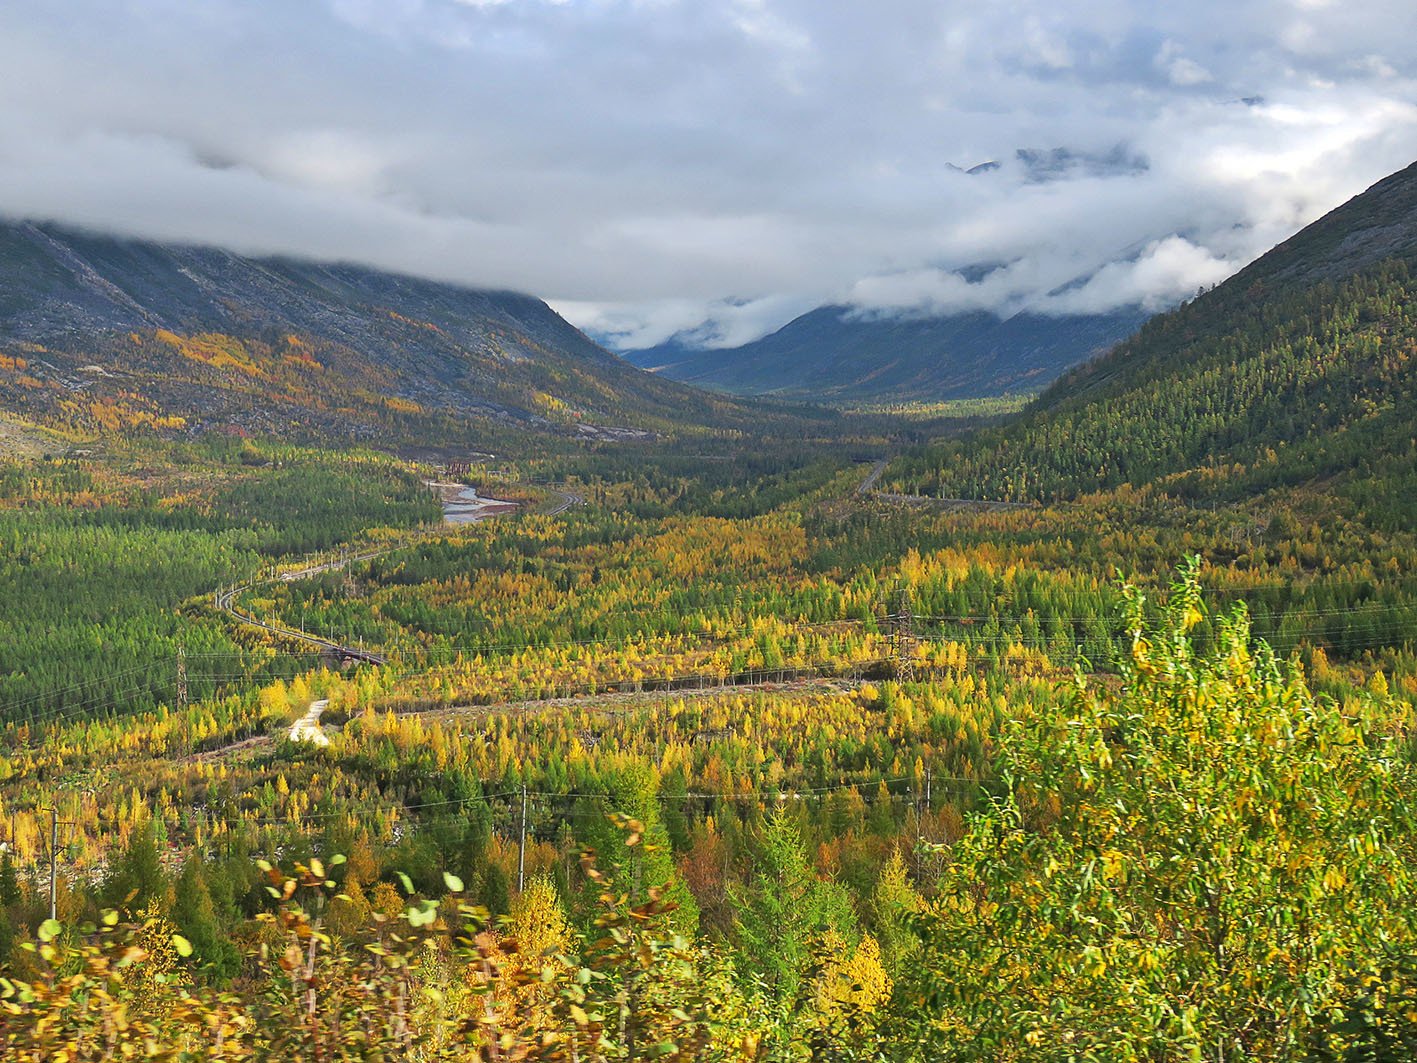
[214,581,388,665]
[183,670,875,763]
[857,457,1032,511]
[279,549,384,583]
[873,492,1031,511]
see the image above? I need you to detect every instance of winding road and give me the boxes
[209,481,583,747]
[857,456,1032,510]
[539,485,585,517]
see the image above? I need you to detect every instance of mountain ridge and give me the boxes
[621,301,1146,403]
[1035,158,1417,411]
[0,219,753,442]
[885,157,1417,525]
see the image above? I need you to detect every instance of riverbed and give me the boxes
[427,481,520,524]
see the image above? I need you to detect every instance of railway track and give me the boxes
[215,582,388,665]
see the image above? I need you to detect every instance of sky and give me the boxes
[1,1,1415,351]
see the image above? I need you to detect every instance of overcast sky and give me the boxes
[2,0,1415,350]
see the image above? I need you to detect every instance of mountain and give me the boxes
[0,220,755,442]
[622,304,1147,403]
[888,158,1417,525]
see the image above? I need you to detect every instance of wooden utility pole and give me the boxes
[46,806,58,922]
[517,784,529,893]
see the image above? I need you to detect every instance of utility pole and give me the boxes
[517,784,529,894]
[176,645,188,711]
[46,806,57,922]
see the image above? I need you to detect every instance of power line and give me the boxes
[10,551,1417,732]
[28,774,975,839]
[907,600,1417,624]
[11,611,1415,745]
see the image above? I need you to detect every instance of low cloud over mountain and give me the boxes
[2,1,1415,349]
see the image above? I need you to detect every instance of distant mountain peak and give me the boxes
[621,301,1146,403]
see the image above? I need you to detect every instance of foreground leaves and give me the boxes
[894,560,1417,1062]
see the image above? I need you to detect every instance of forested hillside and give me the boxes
[887,160,1417,512]
[6,0,1417,1048]
[0,438,440,722]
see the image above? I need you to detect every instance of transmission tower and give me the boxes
[895,589,916,683]
[176,646,188,711]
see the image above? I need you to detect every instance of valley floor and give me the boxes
[0,432,1412,1060]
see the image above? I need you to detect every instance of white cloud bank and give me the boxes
[0,0,1415,349]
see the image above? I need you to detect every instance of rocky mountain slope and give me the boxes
[0,221,751,442]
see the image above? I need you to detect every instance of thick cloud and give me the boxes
[1,0,1414,349]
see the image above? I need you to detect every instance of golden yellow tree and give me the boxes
[465,874,573,1033]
